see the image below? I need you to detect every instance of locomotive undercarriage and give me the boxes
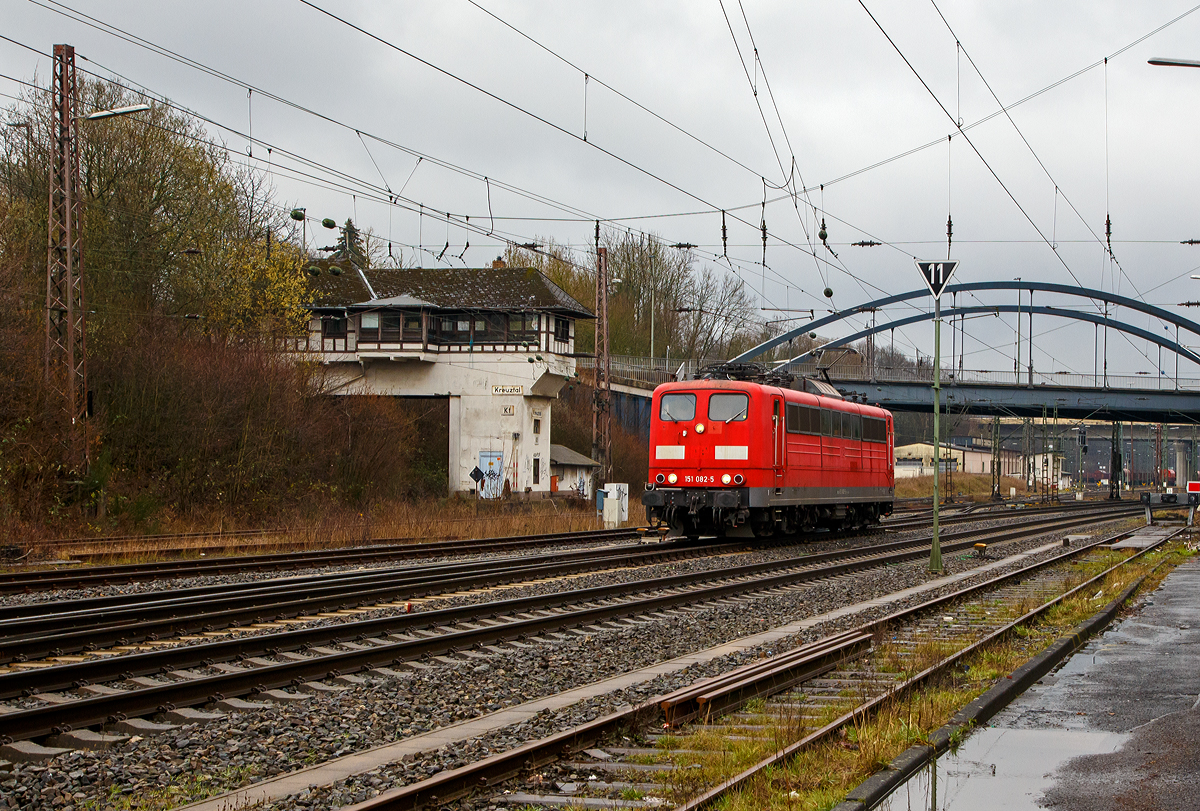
[643,487,892,539]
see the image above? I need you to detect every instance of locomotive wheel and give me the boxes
[751,512,775,538]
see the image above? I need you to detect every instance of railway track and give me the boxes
[0,503,1137,665]
[0,504,1141,746]
[0,527,641,593]
[340,523,1179,811]
[0,497,1123,596]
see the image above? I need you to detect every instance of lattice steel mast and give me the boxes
[46,44,88,471]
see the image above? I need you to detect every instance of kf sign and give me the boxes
[915,260,960,299]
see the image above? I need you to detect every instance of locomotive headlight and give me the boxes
[734,474,744,485]
[695,423,705,434]
[656,473,666,484]
[667,473,678,484]
[721,473,732,485]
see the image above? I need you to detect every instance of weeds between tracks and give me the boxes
[660,543,1193,811]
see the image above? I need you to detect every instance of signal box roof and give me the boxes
[306,265,594,318]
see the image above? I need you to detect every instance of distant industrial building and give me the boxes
[299,263,593,497]
[894,438,1024,479]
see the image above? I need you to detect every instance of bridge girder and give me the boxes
[783,305,1200,368]
[731,280,1200,369]
[829,379,1200,423]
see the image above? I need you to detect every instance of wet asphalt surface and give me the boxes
[945,555,1200,811]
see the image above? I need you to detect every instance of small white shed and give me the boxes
[549,444,599,499]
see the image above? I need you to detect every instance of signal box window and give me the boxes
[360,312,380,340]
[381,312,403,341]
[708,393,749,422]
[554,317,571,342]
[509,313,537,342]
[533,418,541,435]
[323,316,347,338]
[660,393,696,422]
[533,457,541,484]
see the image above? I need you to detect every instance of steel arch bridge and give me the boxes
[727,281,1200,423]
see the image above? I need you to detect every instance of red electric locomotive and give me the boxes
[641,364,894,538]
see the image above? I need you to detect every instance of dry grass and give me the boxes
[22,497,615,564]
[895,472,1030,500]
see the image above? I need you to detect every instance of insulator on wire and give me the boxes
[721,211,728,258]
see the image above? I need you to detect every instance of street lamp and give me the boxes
[1149,57,1200,68]
[83,103,151,121]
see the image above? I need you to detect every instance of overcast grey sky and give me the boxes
[5,0,1200,377]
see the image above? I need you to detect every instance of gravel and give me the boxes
[0,512,1139,810]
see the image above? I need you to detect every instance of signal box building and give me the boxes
[301,264,593,497]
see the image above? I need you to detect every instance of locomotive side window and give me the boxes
[786,403,820,434]
[846,413,862,440]
[863,417,887,443]
[821,409,834,436]
[831,411,844,438]
[709,393,749,422]
[660,393,696,421]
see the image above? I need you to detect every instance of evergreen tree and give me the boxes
[335,218,368,269]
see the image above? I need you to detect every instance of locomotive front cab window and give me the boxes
[708,393,749,422]
[660,393,696,422]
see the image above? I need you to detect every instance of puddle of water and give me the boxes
[876,727,1128,810]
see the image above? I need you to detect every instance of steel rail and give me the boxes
[0,499,1126,622]
[0,539,752,659]
[0,506,1136,665]
[343,523,1173,811]
[675,528,1182,811]
[0,527,640,594]
[0,536,723,634]
[0,499,1103,624]
[0,508,1139,742]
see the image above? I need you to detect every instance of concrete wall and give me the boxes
[303,325,577,497]
[551,464,594,499]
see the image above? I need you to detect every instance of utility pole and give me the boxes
[915,259,958,573]
[931,290,943,571]
[1014,281,1021,377]
[991,416,1001,500]
[46,44,88,472]
[591,245,612,485]
[1027,292,1034,387]
[1040,406,1049,503]
[1109,421,1121,499]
